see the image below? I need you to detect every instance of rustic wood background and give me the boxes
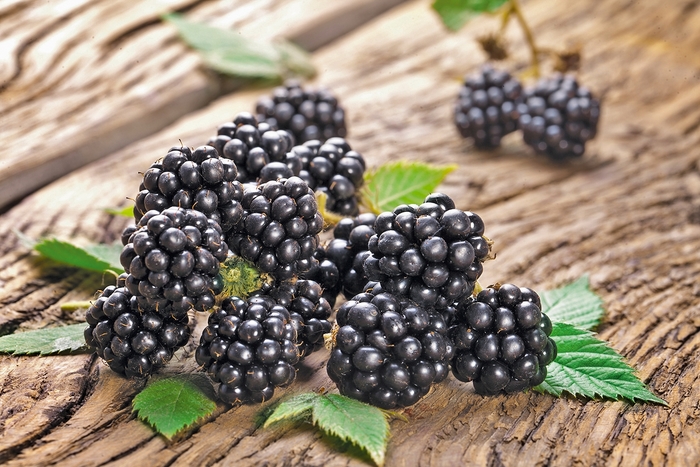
[2,0,700,465]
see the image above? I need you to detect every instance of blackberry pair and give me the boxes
[84,275,191,378]
[327,283,453,409]
[255,80,347,144]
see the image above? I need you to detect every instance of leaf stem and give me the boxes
[509,0,540,77]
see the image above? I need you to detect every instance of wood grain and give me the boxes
[2,0,700,465]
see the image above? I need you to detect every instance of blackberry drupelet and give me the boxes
[134,145,244,235]
[84,276,191,378]
[267,279,333,357]
[119,206,228,313]
[300,245,342,307]
[210,112,300,183]
[227,176,323,281]
[364,193,490,309]
[454,65,524,148]
[195,295,300,404]
[450,283,557,395]
[327,287,454,409]
[255,80,347,144]
[519,74,600,160]
[288,137,366,216]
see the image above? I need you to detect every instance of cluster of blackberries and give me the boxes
[227,176,323,281]
[84,274,190,378]
[455,67,600,159]
[195,295,300,403]
[119,206,227,313]
[327,283,452,409]
[364,193,490,309]
[289,137,366,216]
[255,80,347,144]
[134,145,244,234]
[451,284,556,394]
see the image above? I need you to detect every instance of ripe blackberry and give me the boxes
[327,288,454,409]
[267,279,333,357]
[450,283,557,395]
[287,137,366,216]
[454,66,524,148]
[195,295,300,404]
[119,206,228,313]
[209,112,301,183]
[325,213,377,299]
[364,193,490,309]
[134,145,244,234]
[227,176,323,281]
[255,80,347,144]
[519,74,600,160]
[299,245,342,307]
[84,277,191,378]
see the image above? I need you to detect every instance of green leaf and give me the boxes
[536,323,667,405]
[540,275,605,330]
[432,0,509,31]
[31,237,124,273]
[163,13,315,81]
[360,161,457,214]
[313,394,390,467]
[263,393,317,427]
[104,205,134,217]
[133,375,217,439]
[0,323,88,355]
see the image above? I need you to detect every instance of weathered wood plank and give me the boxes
[2,0,700,465]
[0,0,406,209]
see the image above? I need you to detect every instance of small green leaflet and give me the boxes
[0,323,88,355]
[537,323,667,405]
[360,161,457,214]
[104,205,134,217]
[432,0,509,31]
[133,375,217,439]
[163,13,315,81]
[264,393,390,467]
[34,238,123,273]
[540,275,605,330]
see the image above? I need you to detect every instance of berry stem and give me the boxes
[60,300,93,311]
[509,0,540,77]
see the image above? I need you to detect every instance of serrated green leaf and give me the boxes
[360,161,457,214]
[536,323,667,405]
[163,13,315,81]
[30,237,123,273]
[313,394,390,467]
[0,324,88,355]
[263,393,318,428]
[540,275,604,330]
[104,205,134,217]
[432,0,509,31]
[133,375,217,439]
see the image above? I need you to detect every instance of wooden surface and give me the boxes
[0,0,405,208]
[2,0,700,465]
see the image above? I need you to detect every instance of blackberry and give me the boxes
[327,287,454,409]
[267,279,333,357]
[288,137,366,216]
[299,245,342,307]
[119,206,228,313]
[325,213,377,299]
[84,275,191,378]
[454,66,524,148]
[209,112,300,184]
[519,74,600,160]
[364,193,490,309]
[134,145,244,234]
[227,176,323,281]
[195,295,300,404]
[450,283,557,395]
[255,80,347,144]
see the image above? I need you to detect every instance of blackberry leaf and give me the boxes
[536,323,667,405]
[263,393,317,427]
[104,205,134,217]
[360,161,456,214]
[432,0,509,31]
[0,324,88,355]
[540,275,604,330]
[133,375,217,439]
[21,235,124,274]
